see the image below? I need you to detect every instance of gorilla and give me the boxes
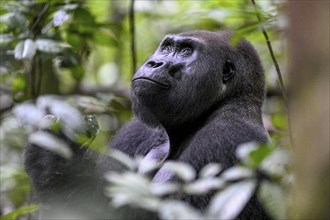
[24,30,270,219]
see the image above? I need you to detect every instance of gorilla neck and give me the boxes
[163,97,264,160]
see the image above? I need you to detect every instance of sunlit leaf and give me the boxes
[199,163,222,178]
[28,131,72,159]
[207,180,257,219]
[53,10,71,27]
[162,161,196,182]
[222,166,254,181]
[76,96,108,113]
[0,12,27,28]
[13,103,45,127]
[184,178,224,195]
[105,172,158,210]
[150,182,179,196]
[46,99,84,140]
[14,39,36,60]
[159,200,203,220]
[37,114,60,131]
[108,149,137,170]
[35,39,63,53]
[137,157,161,175]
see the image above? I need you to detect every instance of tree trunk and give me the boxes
[288,1,329,219]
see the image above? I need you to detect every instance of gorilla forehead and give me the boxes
[177,30,232,43]
[160,30,233,53]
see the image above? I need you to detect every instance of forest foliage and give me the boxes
[0,0,293,219]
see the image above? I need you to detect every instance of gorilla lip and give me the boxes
[132,77,170,88]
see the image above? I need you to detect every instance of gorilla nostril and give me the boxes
[147,61,164,68]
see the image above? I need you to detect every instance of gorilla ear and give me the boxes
[222,60,235,83]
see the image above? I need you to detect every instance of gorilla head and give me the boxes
[131,30,265,129]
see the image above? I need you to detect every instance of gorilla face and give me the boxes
[131,31,240,128]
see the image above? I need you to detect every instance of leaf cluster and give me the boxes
[106,142,291,220]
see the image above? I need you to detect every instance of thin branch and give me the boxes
[129,0,137,75]
[31,3,49,33]
[251,0,294,147]
[36,55,43,97]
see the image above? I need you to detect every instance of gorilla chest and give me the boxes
[138,136,193,183]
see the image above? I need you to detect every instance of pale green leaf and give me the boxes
[150,182,179,196]
[35,39,62,53]
[207,180,257,219]
[222,167,254,181]
[199,163,222,178]
[14,39,36,60]
[28,131,72,159]
[184,178,224,195]
[162,161,196,182]
[1,204,39,220]
[159,200,203,220]
[108,149,137,170]
[258,182,286,219]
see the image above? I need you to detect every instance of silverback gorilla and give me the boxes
[25,30,270,219]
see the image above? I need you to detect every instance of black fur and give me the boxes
[24,30,270,219]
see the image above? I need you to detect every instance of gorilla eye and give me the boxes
[181,47,193,56]
[162,45,172,53]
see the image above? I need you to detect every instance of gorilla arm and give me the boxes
[24,118,164,218]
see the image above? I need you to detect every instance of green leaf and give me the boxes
[71,65,84,81]
[11,76,26,92]
[1,204,39,220]
[237,142,274,167]
[83,114,99,139]
[260,148,291,177]
[14,39,36,60]
[93,29,117,47]
[249,144,274,167]
[236,142,259,164]
[258,182,286,219]
[271,114,288,130]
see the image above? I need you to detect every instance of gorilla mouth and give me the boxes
[132,77,170,88]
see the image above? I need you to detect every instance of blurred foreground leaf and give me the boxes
[207,180,257,219]
[1,204,39,220]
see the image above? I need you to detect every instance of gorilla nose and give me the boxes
[146,61,164,69]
